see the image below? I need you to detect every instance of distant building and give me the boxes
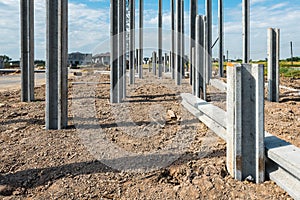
[92,52,110,65]
[68,52,92,66]
[0,57,4,69]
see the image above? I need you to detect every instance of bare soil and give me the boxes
[0,71,298,199]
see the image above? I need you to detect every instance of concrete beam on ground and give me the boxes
[175,0,182,85]
[267,28,280,102]
[242,0,250,63]
[210,78,227,92]
[158,0,163,78]
[195,15,206,100]
[206,0,212,83]
[218,0,224,77]
[190,0,197,85]
[171,0,175,80]
[20,0,29,102]
[181,98,227,141]
[227,64,265,183]
[138,0,143,79]
[110,0,119,103]
[46,0,59,129]
[58,0,68,129]
[129,0,135,85]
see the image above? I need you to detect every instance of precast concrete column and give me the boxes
[158,0,163,78]
[46,0,59,129]
[267,28,280,102]
[118,0,124,102]
[171,0,175,79]
[227,64,265,183]
[175,0,182,85]
[28,0,35,101]
[181,0,185,78]
[195,15,206,100]
[169,51,172,73]
[58,0,68,129]
[243,0,250,63]
[136,49,139,73]
[129,0,135,84]
[110,0,119,103]
[122,0,126,99]
[190,0,197,85]
[192,47,196,95]
[138,0,144,79]
[206,0,212,83]
[218,0,224,77]
[164,52,168,72]
[21,0,29,102]
[152,51,157,75]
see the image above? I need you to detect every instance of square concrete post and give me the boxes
[267,28,280,102]
[175,0,182,85]
[118,0,124,103]
[58,0,68,129]
[129,0,135,85]
[190,0,198,85]
[136,49,139,73]
[152,51,157,75]
[46,0,59,129]
[158,0,163,78]
[0,58,3,69]
[169,51,171,73]
[243,0,250,63]
[164,52,168,72]
[21,0,29,102]
[218,0,224,77]
[28,0,35,102]
[110,0,119,103]
[171,0,175,80]
[195,15,206,100]
[203,16,209,87]
[192,47,196,95]
[21,0,34,102]
[206,0,212,83]
[122,0,127,99]
[227,64,265,183]
[181,0,185,78]
[138,0,144,79]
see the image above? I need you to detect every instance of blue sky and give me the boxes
[0,0,300,60]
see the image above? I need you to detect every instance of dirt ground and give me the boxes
[0,70,298,199]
